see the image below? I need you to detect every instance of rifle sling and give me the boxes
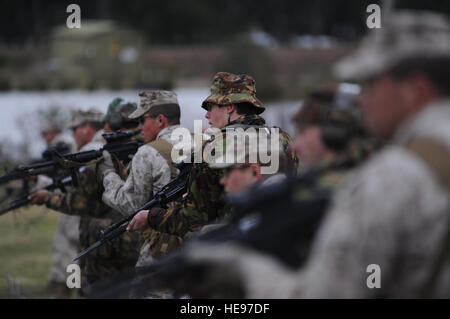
[147,139,177,179]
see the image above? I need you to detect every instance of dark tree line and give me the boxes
[1,0,450,44]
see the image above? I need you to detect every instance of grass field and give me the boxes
[0,205,62,298]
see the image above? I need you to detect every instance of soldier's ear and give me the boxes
[250,163,261,178]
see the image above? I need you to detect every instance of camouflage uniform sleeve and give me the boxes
[45,166,111,218]
[102,145,171,215]
[148,162,229,237]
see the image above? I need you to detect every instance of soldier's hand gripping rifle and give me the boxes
[0,173,76,216]
[0,130,143,187]
[73,158,193,262]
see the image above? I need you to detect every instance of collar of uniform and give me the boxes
[156,124,182,141]
[226,114,266,128]
[262,173,287,186]
[392,99,450,146]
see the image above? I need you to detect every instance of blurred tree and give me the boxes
[0,0,449,44]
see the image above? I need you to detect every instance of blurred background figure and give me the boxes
[41,109,103,298]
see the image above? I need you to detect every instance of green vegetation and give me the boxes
[0,206,60,298]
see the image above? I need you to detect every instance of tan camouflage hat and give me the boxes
[129,90,179,119]
[68,108,104,129]
[334,10,450,80]
[201,72,265,114]
[40,119,62,133]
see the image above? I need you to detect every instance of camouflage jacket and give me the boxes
[148,115,298,237]
[102,125,183,215]
[100,125,189,263]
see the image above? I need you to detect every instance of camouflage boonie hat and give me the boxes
[201,72,265,114]
[129,90,179,119]
[292,84,362,129]
[68,108,104,129]
[335,10,450,80]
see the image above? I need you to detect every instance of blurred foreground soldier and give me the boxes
[177,11,450,298]
[31,106,142,294]
[98,91,187,271]
[127,72,298,239]
[213,132,288,194]
[196,130,288,236]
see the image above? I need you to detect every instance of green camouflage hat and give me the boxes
[103,98,124,122]
[68,108,104,129]
[129,90,179,119]
[105,99,138,130]
[201,72,265,114]
[117,102,138,119]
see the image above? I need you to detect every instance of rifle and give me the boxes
[0,172,79,217]
[0,130,142,186]
[73,159,193,262]
[85,157,360,298]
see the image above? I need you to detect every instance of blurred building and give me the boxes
[50,20,144,89]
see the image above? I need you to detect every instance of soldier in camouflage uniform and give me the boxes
[177,11,450,298]
[97,91,190,269]
[31,106,141,293]
[38,117,79,297]
[127,72,298,240]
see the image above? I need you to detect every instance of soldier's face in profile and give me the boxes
[205,104,229,129]
[138,114,160,143]
[72,124,87,150]
[41,129,59,145]
[360,75,408,139]
[220,164,260,194]
[292,125,327,168]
